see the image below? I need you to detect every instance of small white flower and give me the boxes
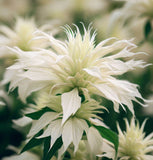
[0,18,37,51]
[117,118,153,160]
[27,92,103,157]
[4,25,148,116]
[0,17,57,59]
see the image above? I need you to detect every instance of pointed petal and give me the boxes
[49,119,62,147]
[61,88,81,124]
[37,119,62,147]
[72,118,88,152]
[93,83,120,103]
[87,126,103,155]
[83,67,102,80]
[18,79,50,102]
[62,119,73,151]
[62,117,88,152]
[27,112,59,137]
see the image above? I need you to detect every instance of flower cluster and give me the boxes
[1,23,151,159]
[0,1,153,159]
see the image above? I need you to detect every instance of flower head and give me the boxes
[117,118,153,160]
[4,24,147,117]
[0,17,37,51]
[0,17,57,58]
[27,91,103,156]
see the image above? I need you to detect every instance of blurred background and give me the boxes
[0,0,153,159]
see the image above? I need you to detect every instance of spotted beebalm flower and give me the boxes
[4,25,148,117]
[117,118,153,160]
[26,90,114,159]
[0,17,57,58]
[0,17,37,51]
[27,91,104,158]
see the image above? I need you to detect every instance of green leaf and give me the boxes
[26,107,54,120]
[43,136,63,160]
[94,125,118,158]
[21,130,44,153]
[43,136,51,157]
[144,20,152,39]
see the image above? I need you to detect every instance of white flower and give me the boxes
[117,118,153,160]
[0,17,36,51]
[4,25,148,116]
[26,92,103,158]
[0,17,57,58]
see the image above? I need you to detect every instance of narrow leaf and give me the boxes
[43,136,51,157]
[94,125,118,158]
[43,136,63,160]
[25,107,54,120]
[144,20,152,39]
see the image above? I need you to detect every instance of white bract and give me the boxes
[4,25,148,117]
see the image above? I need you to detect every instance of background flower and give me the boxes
[117,118,153,160]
